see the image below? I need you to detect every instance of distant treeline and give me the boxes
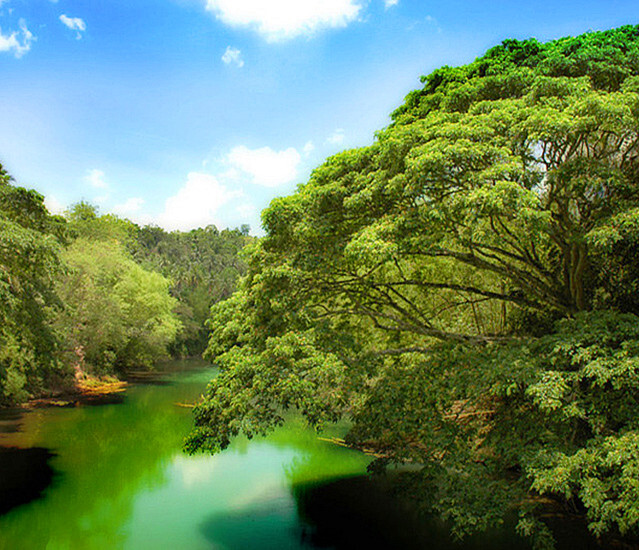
[0,166,251,404]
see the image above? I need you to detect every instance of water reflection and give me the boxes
[0,447,56,516]
[0,361,584,550]
[199,497,308,550]
[0,362,373,550]
[0,408,26,434]
[0,365,209,549]
[292,476,533,550]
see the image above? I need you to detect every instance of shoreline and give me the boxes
[23,375,129,409]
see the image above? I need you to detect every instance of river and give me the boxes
[0,359,592,549]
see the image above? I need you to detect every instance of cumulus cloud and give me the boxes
[226,145,301,187]
[59,14,86,39]
[100,139,311,232]
[45,195,65,215]
[113,197,144,217]
[0,20,35,58]
[384,0,399,7]
[156,172,242,231]
[221,45,244,67]
[85,169,108,189]
[235,202,257,219]
[205,0,362,42]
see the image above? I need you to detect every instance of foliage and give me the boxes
[189,25,639,546]
[522,312,639,539]
[57,207,181,372]
[0,178,246,401]
[0,164,248,400]
[64,201,137,246]
[0,163,67,403]
[133,224,252,356]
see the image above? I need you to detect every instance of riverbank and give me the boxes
[24,373,128,409]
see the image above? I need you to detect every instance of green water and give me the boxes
[0,360,370,550]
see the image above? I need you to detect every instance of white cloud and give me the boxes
[236,202,257,219]
[59,14,86,39]
[45,195,65,215]
[113,197,144,216]
[221,45,244,67]
[226,145,301,187]
[0,20,35,58]
[205,0,362,42]
[156,172,242,231]
[85,169,108,189]
[326,128,345,145]
[384,0,399,7]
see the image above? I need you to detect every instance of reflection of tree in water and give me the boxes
[0,447,55,516]
[281,428,539,550]
[290,474,526,550]
[197,420,370,550]
[0,369,209,550]
[0,365,605,550]
[0,408,27,435]
[290,470,597,550]
[198,496,309,550]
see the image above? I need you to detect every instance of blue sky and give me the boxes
[0,0,637,233]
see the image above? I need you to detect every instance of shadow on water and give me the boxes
[292,476,531,550]
[0,447,57,516]
[0,363,201,516]
[79,393,127,406]
[0,361,217,549]
[199,497,310,550]
[124,373,173,386]
[0,409,25,434]
[125,357,212,386]
[195,473,531,550]
[291,475,618,550]
[196,419,600,550]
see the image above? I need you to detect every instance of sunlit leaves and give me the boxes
[56,237,181,372]
[191,25,639,546]
[0,173,65,403]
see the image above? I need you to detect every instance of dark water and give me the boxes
[0,446,55,516]
[0,359,583,549]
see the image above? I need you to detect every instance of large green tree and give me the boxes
[56,204,181,373]
[0,164,67,403]
[188,26,639,547]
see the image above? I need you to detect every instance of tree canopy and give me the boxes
[188,25,639,547]
[132,224,252,355]
[0,163,67,403]
[0,177,252,403]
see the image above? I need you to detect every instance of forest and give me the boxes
[2,22,639,550]
[0,168,251,404]
[184,25,639,548]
